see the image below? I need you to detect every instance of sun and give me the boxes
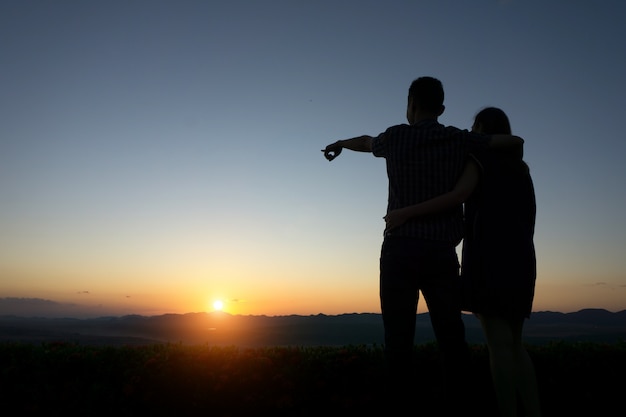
[212,299,224,311]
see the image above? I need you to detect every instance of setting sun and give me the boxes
[212,300,224,311]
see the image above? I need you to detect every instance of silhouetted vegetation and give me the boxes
[1,341,623,416]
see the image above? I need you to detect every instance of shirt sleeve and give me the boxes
[371,128,392,157]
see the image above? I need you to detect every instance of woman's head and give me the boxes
[472,107,511,135]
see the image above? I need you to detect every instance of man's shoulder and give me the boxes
[385,123,411,133]
[438,123,465,133]
[380,122,480,146]
[389,121,467,137]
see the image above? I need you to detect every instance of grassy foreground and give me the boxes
[1,340,624,416]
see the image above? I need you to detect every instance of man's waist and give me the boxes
[383,222,463,245]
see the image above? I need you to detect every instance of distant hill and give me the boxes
[1,309,625,347]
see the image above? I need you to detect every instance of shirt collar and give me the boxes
[411,118,439,128]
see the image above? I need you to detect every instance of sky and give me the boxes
[1,0,626,318]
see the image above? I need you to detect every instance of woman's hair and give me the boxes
[473,107,511,135]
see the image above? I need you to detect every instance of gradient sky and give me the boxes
[1,0,625,318]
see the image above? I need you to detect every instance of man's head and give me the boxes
[407,76,445,123]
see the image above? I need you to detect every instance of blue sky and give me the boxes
[1,0,625,317]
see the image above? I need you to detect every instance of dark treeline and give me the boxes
[1,340,624,416]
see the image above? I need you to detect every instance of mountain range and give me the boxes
[1,308,625,347]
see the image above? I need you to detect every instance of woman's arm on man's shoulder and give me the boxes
[488,134,524,148]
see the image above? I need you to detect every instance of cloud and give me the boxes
[0,297,69,317]
[0,297,110,318]
[0,297,61,308]
[584,282,626,291]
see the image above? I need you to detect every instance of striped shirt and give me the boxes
[371,119,490,244]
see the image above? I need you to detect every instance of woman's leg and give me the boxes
[478,313,541,417]
[478,314,518,417]
[508,317,542,417]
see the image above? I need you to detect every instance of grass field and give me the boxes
[1,340,624,416]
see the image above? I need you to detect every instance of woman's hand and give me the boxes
[384,208,411,233]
